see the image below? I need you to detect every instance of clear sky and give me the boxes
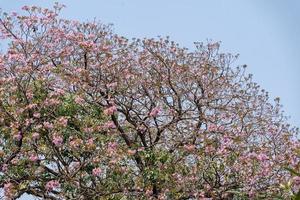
[0,0,299,198]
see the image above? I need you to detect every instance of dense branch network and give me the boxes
[0,4,299,200]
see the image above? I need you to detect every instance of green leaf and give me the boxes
[294,192,300,200]
[285,167,300,176]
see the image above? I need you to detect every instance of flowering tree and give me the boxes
[0,4,299,200]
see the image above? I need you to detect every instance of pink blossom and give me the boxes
[52,135,63,146]
[103,121,116,129]
[1,164,8,172]
[22,6,30,11]
[70,139,83,149]
[149,107,161,117]
[92,157,101,163]
[257,153,268,161]
[11,158,19,165]
[35,124,43,130]
[33,112,41,118]
[92,167,102,176]
[248,152,257,158]
[4,182,14,199]
[74,96,84,105]
[108,142,118,149]
[87,138,94,147]
[103,105,117,115]
[293,176,300,186]
[11,12,18,17]
[109,159,117,165]
[54,88,65,95]
[13,132,22,141]
[145,189,153,196]
[248,189,255,198]
[25,118,34,126]
[83,127,93,133]
[207,124,218,132]
[43,122,53,129]
[107,82,118,88]
[75,68,83,73]
[26,103,37,109]
[57,117,68,127]
[205,145,215,154]
[127,149,136,155]
[101,45,110,51]
[45,180,60,191]
[44,98,60,106]
[107,142,118,154]
[29,154,39,162]
[137,147,145,152]
[32,132,40,140]
[184,144,195,152]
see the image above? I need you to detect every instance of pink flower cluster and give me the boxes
[87,138,94,145]
[184,144,195,152]
[29,154,39,162]
[149,107,161,117]
[293,176,300,186]
[4,182,14,199]
[92,167,102,176]
[43,121,54,129]
[32,132,40,140]
[12,132,22,141]
[52,134,63,146]
[104,105,117,115]
[103,121,116,129]
[107,142,118,155]
[45,180,60,191]
[257,153,268,161]
[33,112,41,118]
[57,117,68,127]
[74,96,85,105]
[70,138,83,149]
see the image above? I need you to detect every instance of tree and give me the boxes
[0,4,299,200]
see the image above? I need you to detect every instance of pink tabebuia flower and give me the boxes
[184,144,195,152]
[33,112,41,118]
[103,105,117,115]
[106,82,118,88]
[43,121,54,129]
[293,176,300,186]
[1,164,8,172]
[86,138,94,148]
[74,96,84,105]
[70,138,83,149]
[103,121,116,129]
[149,107,161,117]
[29,154,39,162]
[92,167,102,176]
[83,127,93,133]
[57,117,68,127]
[127,149,136,155]
[45,180,60,191]
[13,132,22,141]
[4,182,14,199]
[11,158,19,165]
[32,132,40,140]
[52,135,63,146]
[107,142,118,155]
[257,153,268,161]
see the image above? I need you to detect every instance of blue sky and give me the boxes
[0,0,299,197]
